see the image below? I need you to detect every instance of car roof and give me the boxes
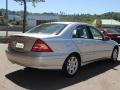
[49,22,92,26]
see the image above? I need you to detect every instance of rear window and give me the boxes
[27,23,67,35]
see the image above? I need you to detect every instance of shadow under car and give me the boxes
[5,60,120,90]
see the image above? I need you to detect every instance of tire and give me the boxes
[62,54,81,78]
[111,48,119,61]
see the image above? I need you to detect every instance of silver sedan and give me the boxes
[6,22,119,77]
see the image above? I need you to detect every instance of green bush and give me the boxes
[0,19,8,25]
[8,20,23,25]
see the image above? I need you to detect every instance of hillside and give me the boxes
[0,8,120,24]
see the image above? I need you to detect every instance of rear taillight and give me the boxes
[31,39,53,52]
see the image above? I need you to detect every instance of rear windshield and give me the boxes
[27,23,67,35]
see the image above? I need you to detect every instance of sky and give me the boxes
[0,0,120,14]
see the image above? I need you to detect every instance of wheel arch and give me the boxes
[66,52,81,65]
[111,45,119,61]
[111,45,119,57]
[113,45,119,52]
[62,52,81,77]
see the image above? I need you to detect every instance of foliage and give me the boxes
[0,8,120,24]
[14,0,45,6]
[95,19,102,28]
[0,10,2,16]
[60,12,120,23]
[9,20,23,25]
[0,19,8,25]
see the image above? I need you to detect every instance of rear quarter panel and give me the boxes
[41,38,80,59]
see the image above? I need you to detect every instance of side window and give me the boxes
[73,25,90,39]
[89,26,103,40]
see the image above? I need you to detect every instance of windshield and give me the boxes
[27,23,67,35]
[113,29,120,33]
[106,28,120,34]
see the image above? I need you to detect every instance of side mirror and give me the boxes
[104,36,110,41]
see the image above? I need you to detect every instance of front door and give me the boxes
[88,26,113,58]
[72,25,102,62]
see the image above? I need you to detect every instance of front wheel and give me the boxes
[62,54,80,78]
[111,48,119,61]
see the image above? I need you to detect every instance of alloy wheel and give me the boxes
[112,48,118,61]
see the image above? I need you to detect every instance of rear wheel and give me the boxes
[62,54,80,77]
[111,48,119,61]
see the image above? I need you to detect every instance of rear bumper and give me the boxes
[6,50,66,70]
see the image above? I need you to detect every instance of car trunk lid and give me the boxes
[8,33,54,52]
[9,35,37,52]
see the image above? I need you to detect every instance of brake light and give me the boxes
[31,39,53,52]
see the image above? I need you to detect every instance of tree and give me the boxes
[5,0,8,38]
[92,19,102,28]
[96,19,102,28]
[0,10,2,16]
[14,0,45,33]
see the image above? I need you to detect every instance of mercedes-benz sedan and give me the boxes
[6,22,119,77]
